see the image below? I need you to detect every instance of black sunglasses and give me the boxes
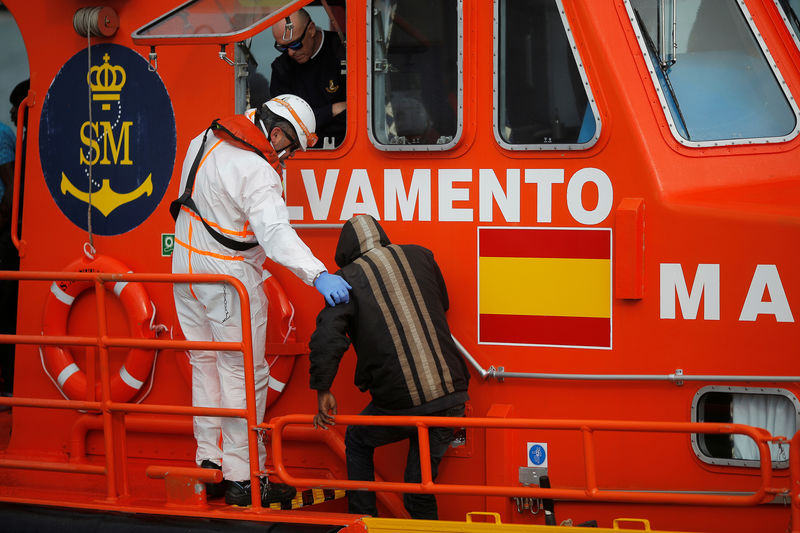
[279,127,300,153]
[274,22,310,53]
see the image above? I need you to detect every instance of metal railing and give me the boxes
[0,268,797,529]
[268,414,789,507]
[10,92,31,256]
[0,269,270,509]
[452,336,800,385]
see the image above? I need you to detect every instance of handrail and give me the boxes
[451,335,800,384]
[268,414,787,507]
[0,269,268,509]
[791,431,800,533]
[11,92,32,257]
[0,268,796,522]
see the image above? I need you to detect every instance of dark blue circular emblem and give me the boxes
[39,43,175,235]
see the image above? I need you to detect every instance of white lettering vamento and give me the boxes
[438,169,472,222]
[292,167,614,224]
[299,168,338,220]
[524,169,564,223]
[340,169,380,220]
[566,168,613,225]
[479,169,520,222]
[384,169,431,221]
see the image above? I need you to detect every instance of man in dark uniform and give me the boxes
[271,9,346,148]
[308,215,470,519]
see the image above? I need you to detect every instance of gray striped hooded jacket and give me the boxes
[308,215,470,413]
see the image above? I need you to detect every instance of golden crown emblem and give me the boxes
[87,53,126,106]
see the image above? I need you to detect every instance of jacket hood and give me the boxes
[335,215,391,267]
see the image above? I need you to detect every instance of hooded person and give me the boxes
[171,94,351,507]
[308,214,470,519]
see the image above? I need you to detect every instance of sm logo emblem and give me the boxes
[40,44,175,235]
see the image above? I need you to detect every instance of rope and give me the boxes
[85,25,95,249]
[132,301,168,404]
[83,242,96,261]
[38,346,73,402]
[74,7,105,249]
[282,301,296,344]
[73,7,106,38]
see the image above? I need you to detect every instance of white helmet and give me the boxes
[265,94,318,150]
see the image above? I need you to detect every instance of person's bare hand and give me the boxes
[313,390,337,430]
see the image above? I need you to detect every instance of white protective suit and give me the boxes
[172,109,325,482]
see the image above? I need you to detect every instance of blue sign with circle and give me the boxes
[39,43,176,235]
[529,444,547,466]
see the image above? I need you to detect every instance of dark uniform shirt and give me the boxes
[270,30,346,147]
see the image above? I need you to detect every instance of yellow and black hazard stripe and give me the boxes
[268,487,347,510]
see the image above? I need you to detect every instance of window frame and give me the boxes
[773,0,800,54]
[365,0,464,152]
[623,0,800,148]
[690,385,800,469]
[492,0,601,152]
[132,0,312,45]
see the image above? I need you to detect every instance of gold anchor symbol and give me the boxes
[60,172,153,217]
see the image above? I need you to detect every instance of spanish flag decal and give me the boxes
[478,227,612,349]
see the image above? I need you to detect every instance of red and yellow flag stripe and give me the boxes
[478,228,611,348]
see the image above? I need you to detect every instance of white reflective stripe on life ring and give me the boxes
[268,375,286,392]
[113,272,133,297]
[50,282,75,306]
[119,364,144,390]
[57,363,81,387]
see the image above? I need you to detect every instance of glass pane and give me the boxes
[731,393,795,461]
[497,0,596,147]
[137,0,298,38]
[370,0,460,148]
[630,0,797,142]
[696,390,797,466]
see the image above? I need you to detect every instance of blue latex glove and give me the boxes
[314,272,352,306]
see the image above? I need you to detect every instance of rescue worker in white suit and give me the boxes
[171,94,351,506]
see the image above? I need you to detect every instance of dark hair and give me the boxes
[10,79,30,107]
[256,105,297,142]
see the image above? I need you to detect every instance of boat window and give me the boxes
[775,0,800,52]
[238,3,347,149]
[691,386,799,468]
[627,0,800,147]
[368,0,462,151]
[494,0,600,151]
[132,0,303,42]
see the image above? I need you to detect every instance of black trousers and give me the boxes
[344,402,465,519]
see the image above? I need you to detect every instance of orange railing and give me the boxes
[10,92,32,257]
[268,414,790,507]
[791,431,800,533]
[0,269,270,509]
[0,268,797,526]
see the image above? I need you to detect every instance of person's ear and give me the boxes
[270,127,282,143]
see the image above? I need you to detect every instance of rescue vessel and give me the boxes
[0,1,798,531]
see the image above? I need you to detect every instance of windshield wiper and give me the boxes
[634,7,690,139]
[780,0,800,35]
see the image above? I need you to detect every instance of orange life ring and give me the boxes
[41,254,156,402]
[262,275,299,409]
[176,274,301,410]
